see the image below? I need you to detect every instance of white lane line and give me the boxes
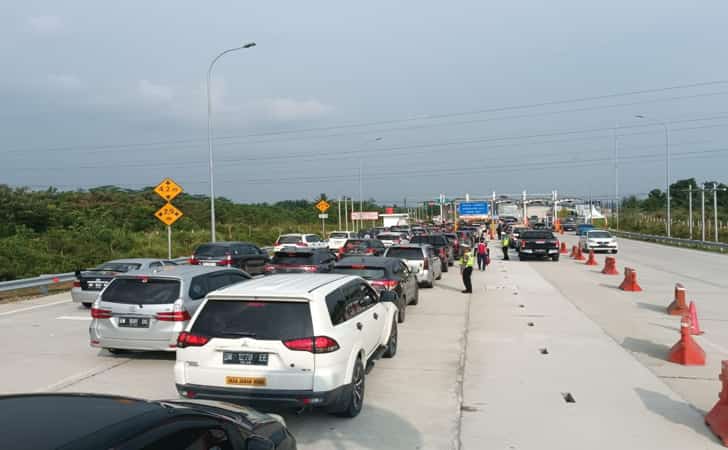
[57,316,92,321]
[0,299,71,317]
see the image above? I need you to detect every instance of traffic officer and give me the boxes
[501,233,510,260]
[459,245,475,293]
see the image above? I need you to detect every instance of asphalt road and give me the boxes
[1,237,726,448]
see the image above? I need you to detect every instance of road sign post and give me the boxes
[153,178,184,259]
[315,199,331,238]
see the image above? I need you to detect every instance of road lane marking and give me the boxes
[57,316,92,321]
[0,299,71,317]
[37,358,133,393]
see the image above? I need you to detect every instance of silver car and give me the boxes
[384,244,442,288]
[72,258,178,308]
[89,266,250,353]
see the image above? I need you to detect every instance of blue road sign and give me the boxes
[458,201,489,216]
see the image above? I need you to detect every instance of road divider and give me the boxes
[584,250,598,266]
[601,256,619,275]
[667,283,689,315]
[618,267,642,292]
[668,315,706,366]
[706,361,728,446]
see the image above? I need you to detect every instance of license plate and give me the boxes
[535,249,545,253]
[202,262,216,267]
[226,376,266,386]
[118,317,150,328]
[223,351,269,366]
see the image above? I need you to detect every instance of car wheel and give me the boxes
[383,321,397,358]
[518,253,528,261]
[82,303,92,309]
[410,286,419,305]
[551,255,560,262]
[441,261,449,273]
[398,301,406,323]
[333,358,365,418]
[106,348,125,355]
[435,271,442,281]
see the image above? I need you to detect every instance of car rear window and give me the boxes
[272,253,315,265]
[344,239,364,248]
[329,232,348,239]
[194,245,230,257]
[588,231,612,238]
[278,235,301,244]
[333,267,387,280]
[191,300,313,340]
[386,248,424,260]
[95,263,142,272]
[101,278,180,304]
[378,234,401,240]
[521,231,555,239]
[411,235,447,246]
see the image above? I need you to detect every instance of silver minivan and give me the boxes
[384,244,442,288]
[89,266,250,353]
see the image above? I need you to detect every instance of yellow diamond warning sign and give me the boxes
[154,178,183,202]
[315,199,330,213]
[155,203,184,226]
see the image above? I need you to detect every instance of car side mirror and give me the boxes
[74,268,81,278]
[245,436,275,450]
[380,291,398,303]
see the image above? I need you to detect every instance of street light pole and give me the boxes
[635,115,671,237]
[614,122,620,230]
[206,42,256,242]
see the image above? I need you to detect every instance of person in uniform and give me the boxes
[459,245,475,293]
[501,233,510,260]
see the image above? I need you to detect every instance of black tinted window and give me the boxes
[272,253,315,265]
[96,262,142,272]
[207,273,234,292]
[195,245,229,257]
[333,267,387,280]
[521,231,555,239]
[241,245,259,255]
[192,300,313,340]
[189,276,207,300]
[101,278,180,304]
[325,289,347,326]
[386,248,423,260]
[278,235,301,244]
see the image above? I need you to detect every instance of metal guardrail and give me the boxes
[610,230,728,252]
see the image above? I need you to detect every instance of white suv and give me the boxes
[174,273,399,418]
[274,233,327,252]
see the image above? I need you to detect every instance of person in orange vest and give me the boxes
[476,239,489,271]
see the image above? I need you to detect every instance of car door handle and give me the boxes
[373,313,379,320]
[356,322,363,331]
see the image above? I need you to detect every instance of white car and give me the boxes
[376,232,409,247]
[274,233,327,252]
[328,231,358,251]
[174,273,399,418]
[384,244,441,288]
[579,230,619,254]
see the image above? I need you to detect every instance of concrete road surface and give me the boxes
[0,238,724,448]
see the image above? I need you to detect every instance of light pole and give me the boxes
[635,114,671,237]
[206,42,256,242]
[614,122,619,230]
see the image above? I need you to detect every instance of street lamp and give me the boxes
[206,42,256,242]
[635,114,671,237]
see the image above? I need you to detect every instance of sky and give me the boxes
[2,1,728,204]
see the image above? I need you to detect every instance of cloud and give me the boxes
[138,80,174,103]
[255,98,333,121]
[47,74,81,90]
[27,16,63,34]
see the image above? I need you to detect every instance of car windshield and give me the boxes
[101,278,180,304]
[333,267,387,280]
[386,248,424,260]
[329,232,349,239]
[278,235,301,244]
[521,231,555,239]
[191,300,313,341]
[272,253,315,265]
[194,245,229,257]
[588,231,612,239]
[94,262,142,272]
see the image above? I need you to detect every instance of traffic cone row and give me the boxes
[601,256,619,275]
[706,361,728,445]
[574,246,585,261]
[667,283,689,316]
[559,242,568,254]
[667,314,706,366]
[569,245,577,258]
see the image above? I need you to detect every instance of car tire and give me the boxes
[383,322,397,358]
[410,286,419,305]
[106,348,125,355]
[518,253,527,261]
[397,301,406,323]
[551,255,560,262]
[441,261,449,273]
[82,303,92,309]
[333,358,365,418]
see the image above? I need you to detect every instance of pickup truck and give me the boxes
[518,230,560,261]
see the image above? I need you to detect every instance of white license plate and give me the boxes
[202,262,216,267]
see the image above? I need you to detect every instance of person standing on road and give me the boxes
[476,240,488,271]
[459,245,475,293]
[497,221,503,240]
[501,233,510,260]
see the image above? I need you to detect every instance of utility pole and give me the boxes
[439,193,444,225]
[714,182,719,242]
[344,197,349,232]
[701,184,706,242]
[614,122,620,230]
[688,185,693,239]
[338,196,342,231]
[522,190,527,223]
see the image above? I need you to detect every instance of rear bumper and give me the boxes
[71,288,99,304]
[89,325,181,351]
[175,383,349,408]
[416,270,433,284]
[520,248,559,254]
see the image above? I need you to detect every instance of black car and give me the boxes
[333,256,419,323]
[0,393,296,450]
[518,230,560,261]
[562,217,577,231]
[409,234,453,271]
[264,248,336,274]
[191,241,269,275]
[337,239,386,258]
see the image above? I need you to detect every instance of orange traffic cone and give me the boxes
[689,301,704,335]
[668,315,706,366]
[601,256,619,275]
[585,250,598,266]
[559,228,564,235]
[667,283,689,316]
[574,246,585,261]
[618,267,642,292]
[569,245,577,258]
[560,242,568,254]
[706,361,728,445]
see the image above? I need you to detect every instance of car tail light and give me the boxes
[301,265,318,272]
[73,280,81,288]
[264,264,276,273]
[297,241,308,247]
[365,248,376,254]
[521,241,527,249]
[189,257,199,265]
[216,254,232,267]
[156,310,191,322]
[91,307,112,319]
[283,336,340,353]
[423,258,429,270]
[371,279,399,290]
[177,332,210,348]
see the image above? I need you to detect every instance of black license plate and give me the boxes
[223,351,269,366]
[118,317,150,328]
